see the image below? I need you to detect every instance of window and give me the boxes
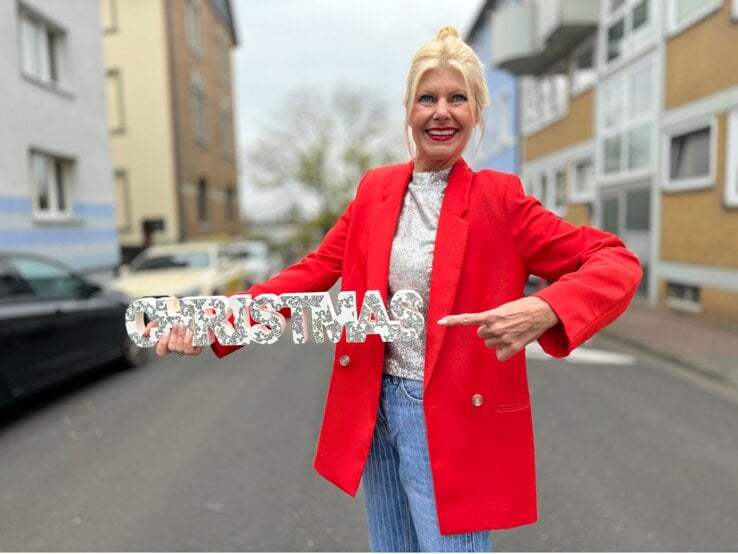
[197,178,208,225]
[114,170,131,232]
[521,68,569,134]
[666,282,701,313]
[190,76,207,145]
[570,159,594,202]
[733,0,738,20]
[106,69,126,134]
[571,39,596,94]
[599,56,655,178]
[219,101,233,159]
[625,188,650,231]
[0,264,30,299]
[101,0,118,33]
[498,91,512,145]
[603,0,653,66]
[225,187,234,223]
[553,170,567,213]
[10,255,87,300]
[726,108,738,207]
[602,197,619,234]
[18,6,66,88]
[667,0,722,35]
[29,150,73,220]
[185,0,203,56]
[663,117,716,191]
[215,30,230,84]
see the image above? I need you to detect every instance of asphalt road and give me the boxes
[1,336,737,551]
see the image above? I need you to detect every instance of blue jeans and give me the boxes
[362,374,492,552]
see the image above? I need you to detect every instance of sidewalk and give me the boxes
[599,299,738,390]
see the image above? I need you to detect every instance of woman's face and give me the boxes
[409,67,475,172]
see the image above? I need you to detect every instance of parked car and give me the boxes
[223,240,275,286]
[109,241,248,299]
[0,252,146,409]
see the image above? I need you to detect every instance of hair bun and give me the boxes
[437,26,459,40]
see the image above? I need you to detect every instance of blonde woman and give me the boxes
[156,27,641,552]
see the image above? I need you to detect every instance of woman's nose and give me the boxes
[433,99,450,119]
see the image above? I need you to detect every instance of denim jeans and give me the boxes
[362,374,492,552]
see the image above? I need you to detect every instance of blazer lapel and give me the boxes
[365,161,414,302]
[424,159,472,386]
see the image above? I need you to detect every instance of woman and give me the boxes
[154,27,641,552]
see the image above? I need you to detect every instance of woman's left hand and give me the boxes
[438,296,559,361]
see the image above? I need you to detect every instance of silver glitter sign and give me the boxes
[125,290,424,348]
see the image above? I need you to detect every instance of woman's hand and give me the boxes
[142,321,204,357]
[438,296,559,361]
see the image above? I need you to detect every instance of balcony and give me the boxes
[491,0,599,75]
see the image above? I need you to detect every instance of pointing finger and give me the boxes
[437,312,488,327]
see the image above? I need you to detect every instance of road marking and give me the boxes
[526,342,636,365]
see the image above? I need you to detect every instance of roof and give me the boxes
[465,0,498,43]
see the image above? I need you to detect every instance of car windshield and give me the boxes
[132,252,211,271]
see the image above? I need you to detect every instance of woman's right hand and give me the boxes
[142,321,204,357]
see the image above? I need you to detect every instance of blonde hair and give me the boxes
[403,26,489,156]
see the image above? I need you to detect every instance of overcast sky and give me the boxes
[230,0,485,218]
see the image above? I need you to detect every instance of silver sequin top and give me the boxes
[384,168,451,382]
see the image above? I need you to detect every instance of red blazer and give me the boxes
[212,159,642,534]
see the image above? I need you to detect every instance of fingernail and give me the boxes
[437,318,448,325]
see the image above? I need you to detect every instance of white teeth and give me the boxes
[427,129,456,136]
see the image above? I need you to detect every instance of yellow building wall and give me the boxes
[103,0,179,247]
[665,1,738,109]
[523,89,594,162]
[660,107,738,270]
[565,204,592,227]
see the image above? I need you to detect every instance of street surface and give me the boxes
[1,335,737,551]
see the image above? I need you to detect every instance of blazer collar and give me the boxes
[381,158,473,216]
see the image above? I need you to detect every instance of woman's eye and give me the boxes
[451,94,468,104]
[418,94,435,104]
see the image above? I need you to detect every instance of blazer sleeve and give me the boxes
[210,174,365,359]
[503,174,643,357]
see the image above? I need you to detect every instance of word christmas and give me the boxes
[125,290,425,348]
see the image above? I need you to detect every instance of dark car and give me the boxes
[0,252,146,408]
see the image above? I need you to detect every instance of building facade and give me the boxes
[465,0,520,175]
[0,0,119,280]
[477,0,738,325]
[102,0,240,262]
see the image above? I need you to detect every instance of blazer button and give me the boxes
[471,394,484,407]
[339,355,350,367]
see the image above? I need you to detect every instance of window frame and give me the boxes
[17,4,68,92]
[190,74,208,146]
[29,150,74,221]
[219,100,233,159]
[600,0,656,70]
[725,107,738,207]
[520,65,570,136]
[666,0,722,38]
[570,36,597,96]
[662,115,717,192]
[185,0,203,57]
[106,68,126,134]
[569,158,595,203]
[597,54,657,184]
[101,0,119,34]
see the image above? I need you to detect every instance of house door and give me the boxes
[600,184,651,296]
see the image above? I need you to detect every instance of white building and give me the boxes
[0,0,119,281]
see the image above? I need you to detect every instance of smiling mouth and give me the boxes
[426,129,458,142]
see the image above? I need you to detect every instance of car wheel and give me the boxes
[120,336,149,369]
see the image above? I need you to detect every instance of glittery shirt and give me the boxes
[384,168,451,382]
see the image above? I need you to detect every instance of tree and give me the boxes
[245,85,404,251]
